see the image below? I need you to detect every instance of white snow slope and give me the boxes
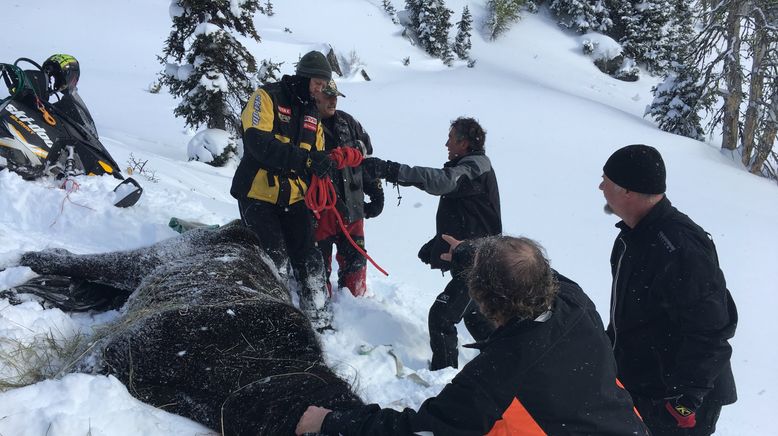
[1,1,776,435]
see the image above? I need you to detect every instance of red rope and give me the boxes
[305,148,389,276]
[50,178,94,227]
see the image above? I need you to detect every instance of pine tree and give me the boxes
[666,0,695,56]
[405,0,423,31]
[646,64,709,140]
[257,59,283,85]
[159,0,264,137]
[486,0,526,40]
[646,0,778,180]
[549,0,612,33]
[453,5,473,60]
[406,0,453,64]
[433,1,455,65]
[382,0,399,24]
[616,0,675,74]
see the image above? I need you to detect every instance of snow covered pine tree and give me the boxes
[549,0,612,33]
[405,0,454,65]
[613,0,675,74]
[646,65,708,140]
[485,0,526,40]
[453,5,473,60]
[159,0,268,165]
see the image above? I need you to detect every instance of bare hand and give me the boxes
[439,234,462,262]
[295,405,332,435]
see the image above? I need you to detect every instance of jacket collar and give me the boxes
[464,311,552,351]
[445,149,485,167]
[281,74,312,105]
[616,195,673,235]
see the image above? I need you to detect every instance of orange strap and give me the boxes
[35,97,57,126]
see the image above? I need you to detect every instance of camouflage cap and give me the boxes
[322,79,345,98]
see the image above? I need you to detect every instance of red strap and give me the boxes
[305,150,388,277]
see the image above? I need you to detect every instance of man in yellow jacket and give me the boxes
[230,51,334,330]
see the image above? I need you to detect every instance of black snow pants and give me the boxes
[238,198,331,329]
[428,275,494,370]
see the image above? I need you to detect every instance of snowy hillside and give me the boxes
[1,0,776,435]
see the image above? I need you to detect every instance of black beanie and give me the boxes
[603,144,666,194]
[296,51,332,81]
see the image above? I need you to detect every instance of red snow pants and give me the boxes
[314,209,367,297]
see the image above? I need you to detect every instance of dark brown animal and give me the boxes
[15,221,363,435]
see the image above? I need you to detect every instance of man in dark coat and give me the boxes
[295,235,649,436]
[230,50,334,330]
[599,144,738,435]
[362,117,501,370]
[313,80,384,297]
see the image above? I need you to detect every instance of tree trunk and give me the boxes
[750,80,778,174]
[721,0,744,151]
[741,9,767,165]
[208,98,227,131]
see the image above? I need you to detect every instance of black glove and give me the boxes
[362,157,400,183]
[307,150,332,178]
[417,239,433,265]
[363,179,384,219]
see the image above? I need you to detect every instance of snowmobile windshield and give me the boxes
[52,91,99,140]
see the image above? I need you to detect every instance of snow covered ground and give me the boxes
[1,0,776,434]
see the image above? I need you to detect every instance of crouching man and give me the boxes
[295,235,648,436]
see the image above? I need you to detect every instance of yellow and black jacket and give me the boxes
[230,75,324,206]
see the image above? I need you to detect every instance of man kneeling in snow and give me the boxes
[296,235,649,436]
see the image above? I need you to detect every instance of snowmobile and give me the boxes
[0,56,142,207]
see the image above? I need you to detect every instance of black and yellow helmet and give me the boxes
[42,54,80,93]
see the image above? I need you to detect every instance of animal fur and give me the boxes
[15,221,363,435]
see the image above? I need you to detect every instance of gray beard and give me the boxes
[603,204,614,215]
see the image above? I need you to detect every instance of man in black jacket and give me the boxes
[362,117,501,370]
[295,235,649,436]
[313,80,383,297]
[600,144,737,435]
[230,51,334,330]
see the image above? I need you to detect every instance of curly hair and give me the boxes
[451,117,486,151]
[467,236,559,325]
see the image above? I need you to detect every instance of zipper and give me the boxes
[610,236,627,350]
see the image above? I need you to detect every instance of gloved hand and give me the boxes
[664,397,696,429]
[363,179,384,219]
[417,239,433,265]
[307,150,333,178]
[362,157,400,183]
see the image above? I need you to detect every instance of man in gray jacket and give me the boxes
[363,117,501,370]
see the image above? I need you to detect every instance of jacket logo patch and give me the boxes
[303,115,318,131]
[278,114,291,123]
[657,231,677,253]
[251,95,261,126]
[278,106,292,116]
